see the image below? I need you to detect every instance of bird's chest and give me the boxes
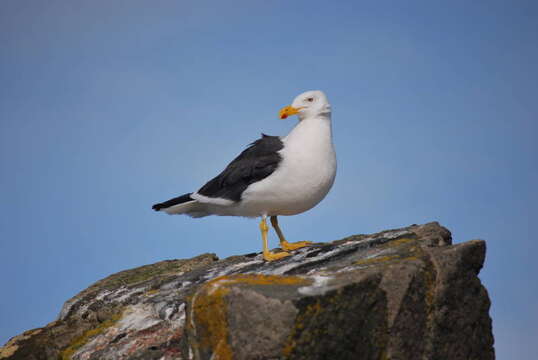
[278,138,336,197]
[239,118,336,216]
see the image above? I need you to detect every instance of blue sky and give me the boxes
[1,0,536,357]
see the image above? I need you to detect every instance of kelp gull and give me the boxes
[152,90,336,261]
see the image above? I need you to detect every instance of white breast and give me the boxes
[238,116,336,217]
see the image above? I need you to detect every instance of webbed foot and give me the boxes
[280,240,312,252]
[263,250,291,261]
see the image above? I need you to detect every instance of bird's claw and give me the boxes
[280,240,312,252]
[263,250,291,262]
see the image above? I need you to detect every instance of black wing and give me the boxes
[197,134,284,202]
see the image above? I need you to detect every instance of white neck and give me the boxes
[298,110,331,122]
[284,115,334,151]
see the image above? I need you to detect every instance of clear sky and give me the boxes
[1,0,536,357]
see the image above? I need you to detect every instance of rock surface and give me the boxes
[1,222,494,360]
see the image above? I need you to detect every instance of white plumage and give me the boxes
[153,90,336,261]
[239,112,336,217]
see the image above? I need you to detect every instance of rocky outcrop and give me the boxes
[0,222,494,359]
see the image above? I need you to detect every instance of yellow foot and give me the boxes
[280,241,312,252]
[263,250,291,262]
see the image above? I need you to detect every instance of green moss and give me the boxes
[77,254,217,300]
[93,260,187,291]
[59,312,122,360]
[332,234,370,245]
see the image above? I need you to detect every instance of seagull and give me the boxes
[152,90,336,261]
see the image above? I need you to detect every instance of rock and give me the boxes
[0,222,495,360]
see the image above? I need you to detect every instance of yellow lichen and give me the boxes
[355,237,424,267]
[355,255,401,266]
[378,348,390,360]
[192,274,307,360]
[0,328,43,359]
[211,274,307,287]
[0,344,18,359]
[381,237,416,248]
[145,288,159,296]
[192,285,232,360]
[423,260,437,309]
[282,340,295,357]
[59,312,122,360]
[282,298,325,357]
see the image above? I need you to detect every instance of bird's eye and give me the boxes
[306,97,314,102]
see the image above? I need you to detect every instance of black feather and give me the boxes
[197,134,284,202]
[152,193,193,211]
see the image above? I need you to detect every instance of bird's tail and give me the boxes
[152,193,208,218]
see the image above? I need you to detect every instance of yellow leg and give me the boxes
[260,216,290,261]
[270,216,312,251]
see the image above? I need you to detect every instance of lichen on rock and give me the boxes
[0,222,494,360]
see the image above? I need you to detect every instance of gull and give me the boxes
[152,90,336,261]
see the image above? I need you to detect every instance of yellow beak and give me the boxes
[279,105,301,119]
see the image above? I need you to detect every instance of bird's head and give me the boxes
[279,90,331,121]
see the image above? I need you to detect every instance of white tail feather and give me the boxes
[161,200,209,218]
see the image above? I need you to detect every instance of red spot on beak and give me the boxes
[281,114,288,119]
